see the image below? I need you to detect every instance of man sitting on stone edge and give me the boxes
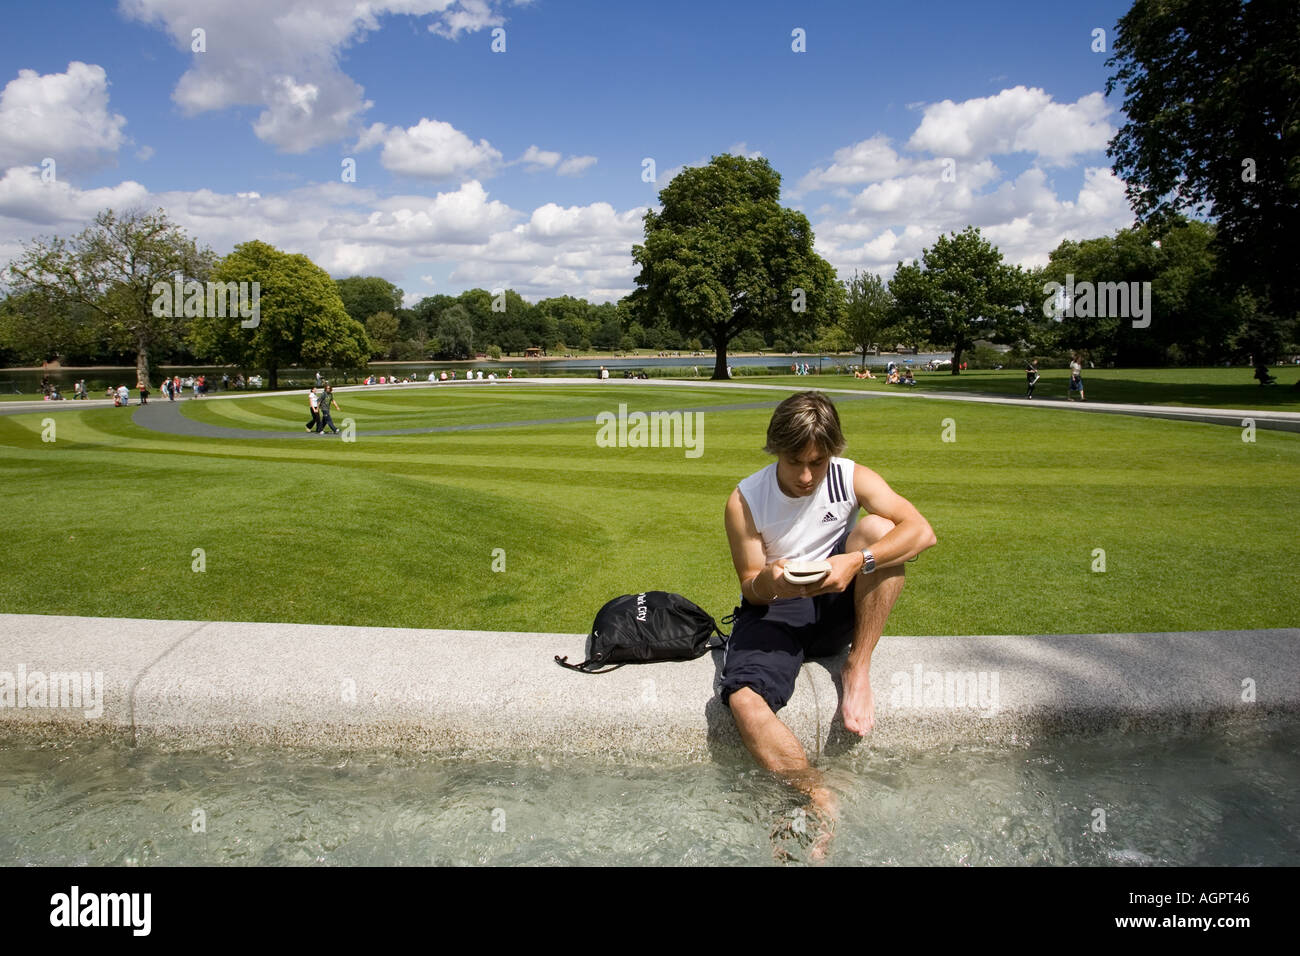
[722,391,937,814]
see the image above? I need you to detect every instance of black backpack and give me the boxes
[554,591,730,674]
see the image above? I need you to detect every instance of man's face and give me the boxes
[775,442,832,498]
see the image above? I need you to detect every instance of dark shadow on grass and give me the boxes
[910,371,1300,410]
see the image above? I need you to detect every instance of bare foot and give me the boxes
[770,789,838,864]
[841,664,875,735]
[806,785,839,862]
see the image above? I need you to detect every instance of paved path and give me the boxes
[5,377,1298,436]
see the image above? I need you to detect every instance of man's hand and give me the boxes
[804,552,861,597]
[759,558,824,602]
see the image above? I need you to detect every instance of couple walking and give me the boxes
[307,385,341,434]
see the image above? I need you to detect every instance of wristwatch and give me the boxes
[859,549,876,574]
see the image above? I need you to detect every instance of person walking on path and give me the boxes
[306,387,321,432]
[136,379,150,405]
[1025,359,1040,398]
[315,384,341,434]
[1067,353,1085,401]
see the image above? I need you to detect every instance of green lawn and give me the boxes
[2,382,1296,635]
[176,384,747,432]
[788,365,1300,409]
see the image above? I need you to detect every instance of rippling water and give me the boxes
[2,717,1297,866]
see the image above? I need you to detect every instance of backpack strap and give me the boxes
[553,655,625,675]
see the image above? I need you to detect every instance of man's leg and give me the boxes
[729,686,811,774]
[840,514,906,734]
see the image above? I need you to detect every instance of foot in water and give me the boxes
[771,782,839,863]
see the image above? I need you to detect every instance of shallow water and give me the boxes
[1,716,1297,866]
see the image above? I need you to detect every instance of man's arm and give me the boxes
[806,464,936,596]
[724,488,807,604]
[849,463,936,568]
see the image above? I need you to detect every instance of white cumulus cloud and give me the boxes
[357,118,503,181]
[907,86,1114,167]
[120,0,520,151]
[0,62,127,171]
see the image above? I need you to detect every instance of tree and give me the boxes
[365,311,400,358]
[434,304,474,359]
[889,227,1028,373]
[6,208,213,385]
[1105,0,1300,340]
[537,296,591,351]
[841,270,894,365]
[336,276,404,327]
[632,154,843,379]
[0,291,102,365]
[188,241,368,389]
[1040,218,1241,365]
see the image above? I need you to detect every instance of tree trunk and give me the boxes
[860,345,869,365]
[268,363,278,390]
[136,335,150,387]
[712,330,729,380]
[951,344,963,374]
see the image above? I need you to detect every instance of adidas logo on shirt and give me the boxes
[821,511,837,523]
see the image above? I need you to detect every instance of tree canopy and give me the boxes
[841,271,895,365]
[631,154,843,378]
[335,276,404,327]
[1105,0,1300,354]
[188,240,368,389]
[889,226,1030,373]
[5,208,212,384]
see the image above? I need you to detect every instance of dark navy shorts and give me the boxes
[719,530,858,713]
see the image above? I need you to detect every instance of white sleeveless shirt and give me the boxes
[736,457,859,562]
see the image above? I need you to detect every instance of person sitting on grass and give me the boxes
[1254,363,1277,386]
[902,369,916,385]
[721,391,936,857]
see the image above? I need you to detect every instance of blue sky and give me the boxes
[0,0,1138,304]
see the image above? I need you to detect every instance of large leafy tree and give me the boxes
[841,270,895,365]
[0,291,102,365]
[1040,218,1241,365]
[365,311,400,358]
[188,241,369,389]
[1105,0,1300,353]
[631,154,843,379]
[433,304,474,359]
[335,276,404,327]
[536,296,591,352]
[889,226,1029,373]
[5,208,213,385]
